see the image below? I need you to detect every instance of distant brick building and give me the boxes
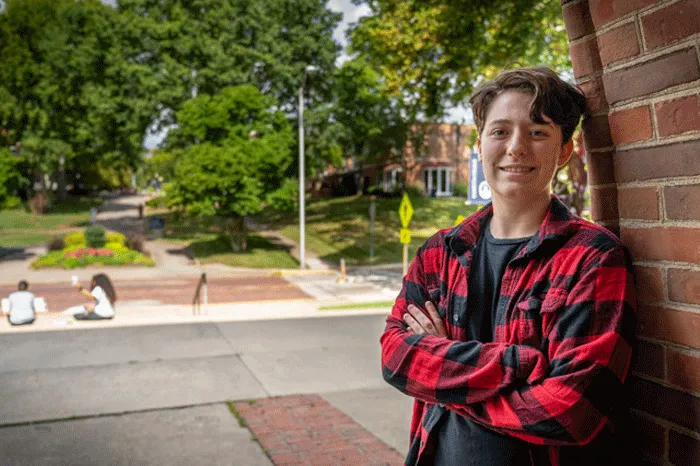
[316,123,477,197]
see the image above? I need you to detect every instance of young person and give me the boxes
[67,273,117,320]
[5,280,36,326]
[380,67,636,465]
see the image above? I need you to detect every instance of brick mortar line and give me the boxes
[615,130,700,149]
[616,175,700,188]
[638,300,700,315]
[630,369,700,398]
[633,259,700,270]
[620,219,700,228]
[608,80,700,112]
[636,337,700,358]
[629,408,700,442]
[586,1,670,37]
[631,372,700,399]
[602,35,700,74]
[606,78,700,111]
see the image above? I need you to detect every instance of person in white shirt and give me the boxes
[6,280,36,326]
[69,273,117,320]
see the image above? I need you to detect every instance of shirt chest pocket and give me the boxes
[513,290,567,350]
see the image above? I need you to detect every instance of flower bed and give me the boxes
[32,230,155,269]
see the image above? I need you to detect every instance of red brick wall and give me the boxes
[562,0,700,463]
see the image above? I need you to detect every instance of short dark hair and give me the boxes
[469,67,587,144]
[18,280,28,291]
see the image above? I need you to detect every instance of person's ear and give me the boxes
[477,138,482,162]
[557,139,574,168]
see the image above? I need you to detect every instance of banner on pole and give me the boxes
[468,152,491,205]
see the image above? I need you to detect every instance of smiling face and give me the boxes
[477,90,573,207]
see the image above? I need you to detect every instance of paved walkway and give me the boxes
[0,314,412,465]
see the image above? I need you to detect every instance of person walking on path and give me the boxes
[4,280,36,326]
[380,67,636,465]
[64,274,117,321]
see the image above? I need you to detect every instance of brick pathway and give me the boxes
[234,395,405,466]
[0,276,311,312]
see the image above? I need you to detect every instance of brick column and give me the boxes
[562,0,700,464]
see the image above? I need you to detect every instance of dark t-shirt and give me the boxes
[434,220,532,465]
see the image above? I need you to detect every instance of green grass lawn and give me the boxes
[153,214,299,269]
[0,197,102,247]
[148,194,479,268]
[256,194,480,266]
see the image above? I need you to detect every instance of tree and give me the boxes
[164,85,293,251]
[0,0,160,200]
[347,0,572,180]
[351,0,571,118]
[117,0,341,124]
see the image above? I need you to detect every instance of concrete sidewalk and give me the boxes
[0,314,412,465]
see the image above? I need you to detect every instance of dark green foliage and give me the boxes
[84,225,106,248]
[47,236,66,251]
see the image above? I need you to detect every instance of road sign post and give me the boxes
[398,193,414,276]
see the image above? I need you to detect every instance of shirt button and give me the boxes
[453,314,459,324]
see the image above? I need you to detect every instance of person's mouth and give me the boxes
[499,165,535,173]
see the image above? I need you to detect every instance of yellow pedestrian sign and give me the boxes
[399,193,414,228]
[400,228,411,244]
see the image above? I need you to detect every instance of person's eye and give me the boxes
[491,129,506,136]
[531,129,549,137]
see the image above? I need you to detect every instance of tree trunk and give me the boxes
[225,216,247,252]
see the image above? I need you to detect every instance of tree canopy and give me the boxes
[350,0,571,119]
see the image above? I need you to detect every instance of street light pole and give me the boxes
[298,65,317,270]
[298,82,306,270]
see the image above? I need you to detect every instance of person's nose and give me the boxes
[507,131,527,158]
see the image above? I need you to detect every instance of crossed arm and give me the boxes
[381,246,635,445]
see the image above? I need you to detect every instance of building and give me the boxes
[315,122,477,197]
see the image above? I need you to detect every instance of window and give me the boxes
[382,168,402,192]
[423,167,452,196]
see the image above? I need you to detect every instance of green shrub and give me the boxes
[145,194,165,208]
[105,231,126,245]
[64,231,86,248]
[452,182,469,197]
[404,184,424,198]
[84,225,106,247]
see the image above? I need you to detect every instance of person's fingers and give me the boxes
[407,304,438,336]
[403,313,423,334]
[424,301,447,337]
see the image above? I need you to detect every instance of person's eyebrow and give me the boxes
[485,119,512,126]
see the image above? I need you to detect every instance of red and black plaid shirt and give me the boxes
[381,196,636,465]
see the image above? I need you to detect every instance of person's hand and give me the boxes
[403,301,447,338]
[72,281,82,290]
[85,302,95,312]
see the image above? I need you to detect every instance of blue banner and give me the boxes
[467,152,491,205]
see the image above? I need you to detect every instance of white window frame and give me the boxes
[423,167,452,196]
[382,168,402,192]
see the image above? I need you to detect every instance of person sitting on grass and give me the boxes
[5,280,36,326]
[66,274,117,321]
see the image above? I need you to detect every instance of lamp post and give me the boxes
[298,65,317,270]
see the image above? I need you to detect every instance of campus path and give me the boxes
[0,314,412,465]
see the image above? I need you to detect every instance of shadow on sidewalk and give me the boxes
[0,247,37,263]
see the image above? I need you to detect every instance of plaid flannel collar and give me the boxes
[445,195,576,262]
